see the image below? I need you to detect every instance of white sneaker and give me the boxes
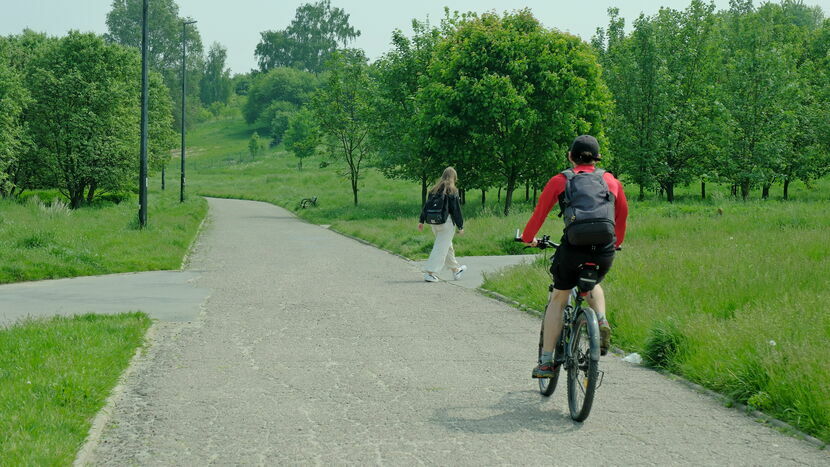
[453,265,467,280]
[424,273,439,282]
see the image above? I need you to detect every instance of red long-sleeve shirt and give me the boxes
[521,165,628,248]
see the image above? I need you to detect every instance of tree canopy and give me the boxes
[255,0,360,73]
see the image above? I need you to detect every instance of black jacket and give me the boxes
[419,192,464,229]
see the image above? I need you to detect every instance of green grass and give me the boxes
[0,313,151,464]
[0,187,207,284]
[482,200,830,442]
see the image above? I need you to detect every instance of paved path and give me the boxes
[86,198,828,465]
[0,271,209,327]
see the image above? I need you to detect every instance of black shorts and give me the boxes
[550,240,615,291]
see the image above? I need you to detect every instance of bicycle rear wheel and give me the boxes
[567,308,600,421]
[538,319,561,396]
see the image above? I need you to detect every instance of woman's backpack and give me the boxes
[423,192,449,225]
[558,168,616,246]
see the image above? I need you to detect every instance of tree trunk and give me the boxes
[352,180,358,205]
[639,184,645,201]
[762,183,771,199]
[69,186,84,209]
[503,174,517,216]
[783,179,790,200]
[298,158,303,170]
[525,182,529,201]
[740,181,750,200]
[481,189,486,207]
[533,187,538,207]
[161,167,165,190]
[497,187,501,202]
[421,176,428,205]
[86,182,97,204]
[459,188,466,205]
[701,181,706,200]
[731,184,737,197]
[665,183,675,203]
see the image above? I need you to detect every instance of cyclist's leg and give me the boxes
[542,288,571,353]
[584,284,606,318]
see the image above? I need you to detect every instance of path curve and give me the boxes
[87,198,828,465]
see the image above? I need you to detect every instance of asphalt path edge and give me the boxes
[179,206,210,270]
[73,323,159,466]
[477,286,827,450]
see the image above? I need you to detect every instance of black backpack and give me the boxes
[558,168,616,246]
[423,192,448,225]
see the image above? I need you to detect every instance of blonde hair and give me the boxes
[429,167,459,196]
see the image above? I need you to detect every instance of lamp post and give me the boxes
[138,0,149,228]
[180,19,197,203]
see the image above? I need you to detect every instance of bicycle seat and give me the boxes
[577,263,600,293]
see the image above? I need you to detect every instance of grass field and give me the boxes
[0,313,151,464]
[187,113,830,443]
[0,186,207,284]
[483,200,830,442]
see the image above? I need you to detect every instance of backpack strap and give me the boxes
[558,169,576,217]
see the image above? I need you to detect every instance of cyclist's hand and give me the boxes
[530,239,539,247]
[417,223,424,232]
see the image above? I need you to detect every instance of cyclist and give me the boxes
[521,135,628,378]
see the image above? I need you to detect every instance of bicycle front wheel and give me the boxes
[567,308,600,421]
[538,319,561,396]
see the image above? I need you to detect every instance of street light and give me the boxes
[180,19,197,203]
[138,0,149,228]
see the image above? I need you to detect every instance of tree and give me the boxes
[284,109,320,170]
[106,0,205,128]
[372,19,445,204]
[720,0,800,200]
[419,10,612,215]
[595,10,662,200]
[242,67,319,126]
[0,31,55,197]
[310,49,374,205]
[0,56,28,197]
[27,32,174,207]
[200,42,231,106]
[650,0,723,202]
[255,0,360,73]
[248,132,261,159]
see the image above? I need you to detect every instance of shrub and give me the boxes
[643,318,687,371]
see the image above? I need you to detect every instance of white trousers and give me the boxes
[422,217,460,274]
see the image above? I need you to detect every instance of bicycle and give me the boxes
[515,233,604,422]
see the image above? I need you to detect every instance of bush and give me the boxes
[643,318,687,371]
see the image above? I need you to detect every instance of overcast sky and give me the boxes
[3,1,830,75]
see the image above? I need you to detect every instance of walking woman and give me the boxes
[418,167,467,282]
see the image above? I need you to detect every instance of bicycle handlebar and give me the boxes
[513,229,622,251]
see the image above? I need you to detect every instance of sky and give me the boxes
[3,0,830,75]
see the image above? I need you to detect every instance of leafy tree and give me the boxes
[0,56,27,197]
[595,10,662,200]
[419,10,612,215]
[720,0,800,200]
[242,67,319,125]
[310,49,374,205]
[283,109,320,170]
[248,132,261,159]
[372,19,445,204]
[27,32,174,207]
[106,0,204,128]
[255,0,360,73]
[200,42,231,106]
[0,31,55,196]
[268,101,296,144]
